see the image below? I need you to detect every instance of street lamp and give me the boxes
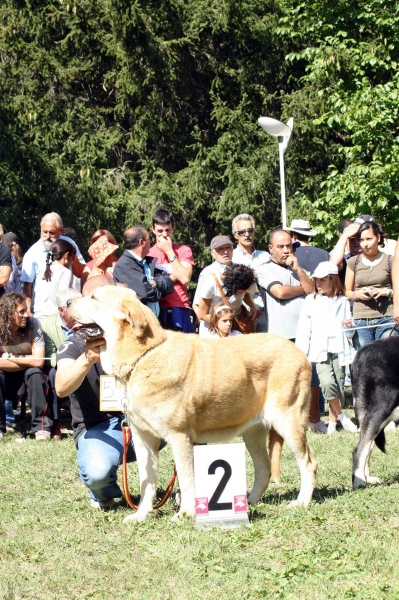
[258,116,294,230]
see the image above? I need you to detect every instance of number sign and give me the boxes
[194,443,249,529]
[99,375,124,412]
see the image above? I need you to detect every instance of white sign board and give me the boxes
[194,442,249,529]
[99,375,124,412]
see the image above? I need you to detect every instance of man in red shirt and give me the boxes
[148,209,195,332]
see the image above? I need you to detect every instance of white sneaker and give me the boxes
[308,421,328,434]
[90,498,116,510]
[338,413,359,433]
[327,422,337,435]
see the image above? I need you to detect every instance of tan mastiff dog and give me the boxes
[69,286,317,523]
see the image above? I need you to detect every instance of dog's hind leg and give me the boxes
[166,432,195,522]
[273,416,317,507]
[242,425,270,504]
[269,427,284,485]
[124,428,160,523]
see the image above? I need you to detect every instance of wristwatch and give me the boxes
[169,255,177,263]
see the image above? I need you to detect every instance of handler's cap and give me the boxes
[210,235,234,251]
[88,235,119,268]
[311,261,338,279]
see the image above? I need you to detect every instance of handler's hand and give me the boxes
[84,338,105,364]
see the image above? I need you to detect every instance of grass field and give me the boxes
[1,413,399,600]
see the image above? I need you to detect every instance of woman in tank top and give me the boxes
[345,219,396,348]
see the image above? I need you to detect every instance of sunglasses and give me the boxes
[235,228,254,236]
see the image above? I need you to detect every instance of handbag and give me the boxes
[212,274,256,335]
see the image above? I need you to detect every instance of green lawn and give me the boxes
[1,417,399,600]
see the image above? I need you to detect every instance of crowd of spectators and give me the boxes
[0,208,397,509]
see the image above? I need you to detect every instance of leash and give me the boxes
[121,422,177,510]
[119,377,177,511]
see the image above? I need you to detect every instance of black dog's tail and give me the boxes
[375,429,386,453]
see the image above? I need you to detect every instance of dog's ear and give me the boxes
[119,299,148,338]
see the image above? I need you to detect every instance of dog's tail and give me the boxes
[375,429,386,453]
[269,427,284,484]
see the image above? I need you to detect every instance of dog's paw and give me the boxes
[366,476,381,485]
[287,499,308,508]
[352,475,367,490]
[171,509,195,523]
[123,511,150,524]
[247,493,261,505]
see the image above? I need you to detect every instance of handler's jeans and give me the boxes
[77,417,137,502]
[353,316,397,349]
[0,368,51,434]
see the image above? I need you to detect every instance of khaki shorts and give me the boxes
[315,353,345,403]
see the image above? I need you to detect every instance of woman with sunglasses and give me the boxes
[345,220,396,348]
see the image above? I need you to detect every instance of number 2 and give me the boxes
[208,459,232,511]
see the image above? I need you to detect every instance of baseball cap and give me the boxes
[210,236,233,251]
[311,262,338,279]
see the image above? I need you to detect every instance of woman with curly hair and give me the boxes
[198,261,258,337]
[0,292,51,440]
[345,219,397,348]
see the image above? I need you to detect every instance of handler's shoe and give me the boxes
[35,430,51,441]
[338,413,359,433]
[90,498,116,510]
[308,421,328,434]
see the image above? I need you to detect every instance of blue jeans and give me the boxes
[353,316,397,349]
[77,417,136,502]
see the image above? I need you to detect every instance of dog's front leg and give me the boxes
[167,432,195,522]
[124,428,159,523]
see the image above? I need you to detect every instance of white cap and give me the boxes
[311,262,338,279]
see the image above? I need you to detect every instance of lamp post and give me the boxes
[257,116,294,230]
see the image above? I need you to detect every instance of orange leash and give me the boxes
[122,425,177,510]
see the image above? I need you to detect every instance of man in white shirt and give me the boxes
[21,212,85,313]
[257,229,326,433]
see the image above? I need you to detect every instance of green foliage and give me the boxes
[0,0,294,264]
[278,0,399,245]
[1,0,398,258]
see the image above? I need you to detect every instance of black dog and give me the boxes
[352,337,399,490]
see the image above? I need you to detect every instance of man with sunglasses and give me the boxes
[232,214,270,332]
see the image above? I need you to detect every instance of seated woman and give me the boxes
[345,219,396,348]
[33,239,76,320]
[207,303,243,339]
[198,264,258,337]
[0,292,50,440]
[81,230,118,286]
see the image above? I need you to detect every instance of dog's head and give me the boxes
[68,286,166,376]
